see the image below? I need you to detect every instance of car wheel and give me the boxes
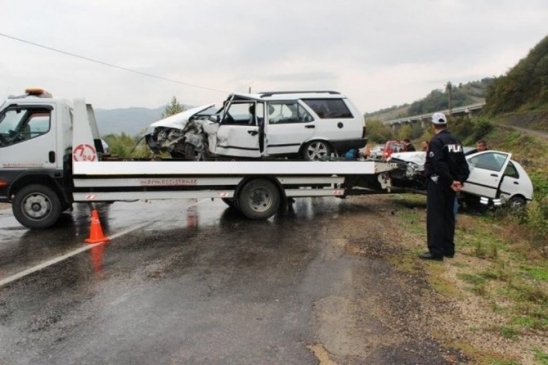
[13,184,62,229]
[302,140,332,161]
[507,195,526,209]
[183,143,206,161]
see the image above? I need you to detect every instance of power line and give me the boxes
[0,32,229,94]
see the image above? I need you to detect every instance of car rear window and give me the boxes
[302,99,353,119]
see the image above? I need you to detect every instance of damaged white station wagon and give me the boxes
[146,91,367,161]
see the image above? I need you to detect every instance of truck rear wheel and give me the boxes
[237,179,280,220]
[12,184,62,229]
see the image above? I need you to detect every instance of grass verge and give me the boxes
[392,193,548,364]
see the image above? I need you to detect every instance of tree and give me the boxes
[396,124,412,141]
[484,35,548,114]
[162,96,185,118]
[446,81,453,115]
[365,119,392,143]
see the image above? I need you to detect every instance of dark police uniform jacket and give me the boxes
[425,130,470,187]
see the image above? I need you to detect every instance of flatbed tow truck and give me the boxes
[0,89,397,229]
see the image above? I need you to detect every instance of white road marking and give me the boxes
[0,222,151,288]
[0,199,210,288]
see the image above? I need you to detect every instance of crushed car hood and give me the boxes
[389,151,426,165]
[149,104,215,130]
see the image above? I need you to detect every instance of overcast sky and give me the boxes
[1,0,547,113]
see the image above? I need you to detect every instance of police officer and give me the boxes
[420,112,470,261]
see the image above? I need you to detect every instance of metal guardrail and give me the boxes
[382,102,485,125]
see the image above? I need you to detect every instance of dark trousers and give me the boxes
[427,179,456,257]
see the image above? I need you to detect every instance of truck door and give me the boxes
[463,151,511,199]
[0,105,58,169]
[214,101,262,158]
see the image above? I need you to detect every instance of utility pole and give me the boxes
[446,81,453,116]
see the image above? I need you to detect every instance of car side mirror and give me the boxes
[209,115,220,123]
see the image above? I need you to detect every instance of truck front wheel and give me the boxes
[237,179,280,220]
[13,184,62,229]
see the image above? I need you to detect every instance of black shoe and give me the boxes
[419,252,443,261]
[444,253,455,258]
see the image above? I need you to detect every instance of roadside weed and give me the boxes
[522,265,548,281]
[499,326,519,340]
[534,349,548,365]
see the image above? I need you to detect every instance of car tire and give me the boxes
[507,195,527,209]
[13,184,62,229]
[302,140,332,161]
[183,143,205,161]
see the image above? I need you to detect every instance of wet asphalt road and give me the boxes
[0,198,463,365]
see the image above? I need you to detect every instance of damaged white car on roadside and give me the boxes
[388,149,534,208]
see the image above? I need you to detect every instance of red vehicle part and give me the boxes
[382,141,405,161]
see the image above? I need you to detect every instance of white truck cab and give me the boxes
[0,89,106,228]
[0,90,69,171]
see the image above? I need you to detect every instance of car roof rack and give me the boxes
[258,91,341,98]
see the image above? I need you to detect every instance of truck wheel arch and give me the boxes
[12,184,63,229]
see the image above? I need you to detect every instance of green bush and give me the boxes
[530,172,548,202]
[450,115,475,142]
[498,172,548,243]
[473,118,494,141]
[104,133,150,158]
[525,201,548,243]
[365,119,392,143]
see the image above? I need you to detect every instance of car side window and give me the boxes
[0,107,51,147]
[222,102,263,126]
[268,102,313,124]
[504,161,519,178]
[302,99,354,119]
[469,152,506,172]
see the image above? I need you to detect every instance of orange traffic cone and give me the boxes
[85,209,110,244]
[90,243,105,272]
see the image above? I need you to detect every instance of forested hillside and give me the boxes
[365,78,492,121]
[484,35,548,114]
[95,106,164,136]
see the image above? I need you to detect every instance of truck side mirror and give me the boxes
[209,115,220,123]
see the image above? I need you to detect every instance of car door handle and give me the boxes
[490,173,499,177]
[513,181,519,185]
[247,130,258,136]
[305,125,315,129]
